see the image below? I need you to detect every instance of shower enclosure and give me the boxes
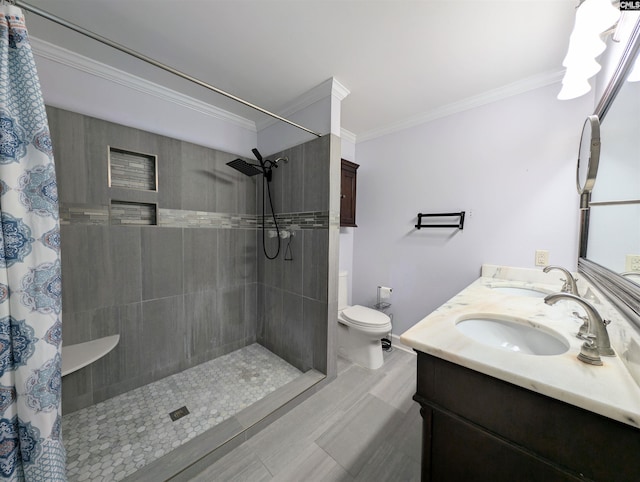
[52,105,339,480]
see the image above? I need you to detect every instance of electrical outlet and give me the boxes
[625,254,640,272]
[535,249,549,267]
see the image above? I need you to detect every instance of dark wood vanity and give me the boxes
[414,352,640,481]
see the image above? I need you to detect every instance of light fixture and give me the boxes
[558,74,594,99]
[558,0,621,100]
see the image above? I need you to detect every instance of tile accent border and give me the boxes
[158,209,259,229]
[59,204,109,225]
[262,211,330,230]
[60,203,330,229]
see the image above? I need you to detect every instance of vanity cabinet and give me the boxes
[340,159,358,227]
[414,352,640,482]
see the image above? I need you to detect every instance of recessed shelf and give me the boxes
[109,146,157,191]
[110,200,157,225]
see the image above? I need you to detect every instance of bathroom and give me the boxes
[2,1,639,480]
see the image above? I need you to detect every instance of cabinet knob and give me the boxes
[340,194,346,199]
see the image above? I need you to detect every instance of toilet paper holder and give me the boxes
[374,285,392,310]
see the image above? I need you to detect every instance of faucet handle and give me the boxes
[561,277,578,293]
[577,335,604,366]
[572,311,590,340]
[572,311,588,321]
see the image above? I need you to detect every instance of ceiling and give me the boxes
[21,0,578,140]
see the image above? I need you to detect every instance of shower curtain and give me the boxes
[0,5,66,480]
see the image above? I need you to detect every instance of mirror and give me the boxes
[576,115,600,195]
[585,78,640,275]
[579,16,640,327]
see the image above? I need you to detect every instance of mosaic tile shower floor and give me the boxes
[63,344,303,481]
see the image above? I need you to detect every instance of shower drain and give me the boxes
[169,406,190,421]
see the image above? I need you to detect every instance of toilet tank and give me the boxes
[338,271,349,310]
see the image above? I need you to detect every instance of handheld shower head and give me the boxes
[252,148,263,162]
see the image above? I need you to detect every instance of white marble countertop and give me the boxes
[400,264,640,429]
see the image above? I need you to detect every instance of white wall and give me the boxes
[352,84,594,335]
[32,38,257,157]
[339,135,357,304]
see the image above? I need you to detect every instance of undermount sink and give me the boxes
[489,285,547,298]
[456,315,569,356]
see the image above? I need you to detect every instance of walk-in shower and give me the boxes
[52,102,332,480]
[22,4,333,479]
[227,148,288,260]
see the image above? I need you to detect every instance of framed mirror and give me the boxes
[579,15,640,328]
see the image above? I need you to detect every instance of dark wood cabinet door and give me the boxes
[340,159,358,227]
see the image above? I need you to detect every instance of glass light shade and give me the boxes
[558,0,618,100]
[563,54,602,79]
[558,76,592,100]
[576,0,621,35]
[564,29,607,63]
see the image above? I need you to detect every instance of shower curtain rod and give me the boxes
[14,0,323,138]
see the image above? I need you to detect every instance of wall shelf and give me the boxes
[62,335,120,377]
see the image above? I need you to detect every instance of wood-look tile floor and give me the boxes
[190,349,421,482]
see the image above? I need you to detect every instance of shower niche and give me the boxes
[109,200,157,225]
[108,146,157,191]
[108,146,159,226]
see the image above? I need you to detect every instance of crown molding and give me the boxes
[255,77,350,131]
[340,128,357,144]
[30,36,564,146]
[30,36,257,132]
[332,78,351,101]
[357,69,565,143]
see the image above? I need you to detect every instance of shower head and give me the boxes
[226,158,263,177]
[251,148,263,162]
[227,148,287,181]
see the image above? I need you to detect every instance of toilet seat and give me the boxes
[339,305,391,331]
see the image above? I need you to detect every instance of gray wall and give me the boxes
[256,135,338,375]
[50,106,259,414]
[52,106,335,415]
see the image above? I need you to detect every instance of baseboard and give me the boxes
[390,334,416,355]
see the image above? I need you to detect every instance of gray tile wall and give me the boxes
[52,106,335,415]
[256,135,338,376]
[51,106,335,415]
[50,107,261,414]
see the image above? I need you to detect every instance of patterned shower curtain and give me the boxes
[0,4,66,480]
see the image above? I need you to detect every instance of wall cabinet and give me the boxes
[414,352,640,482]
[340,159,359,227]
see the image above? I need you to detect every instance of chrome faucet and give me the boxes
[544,292,615,366]
[543,265,580,296]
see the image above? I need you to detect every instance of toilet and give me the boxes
[338,271,392,369]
